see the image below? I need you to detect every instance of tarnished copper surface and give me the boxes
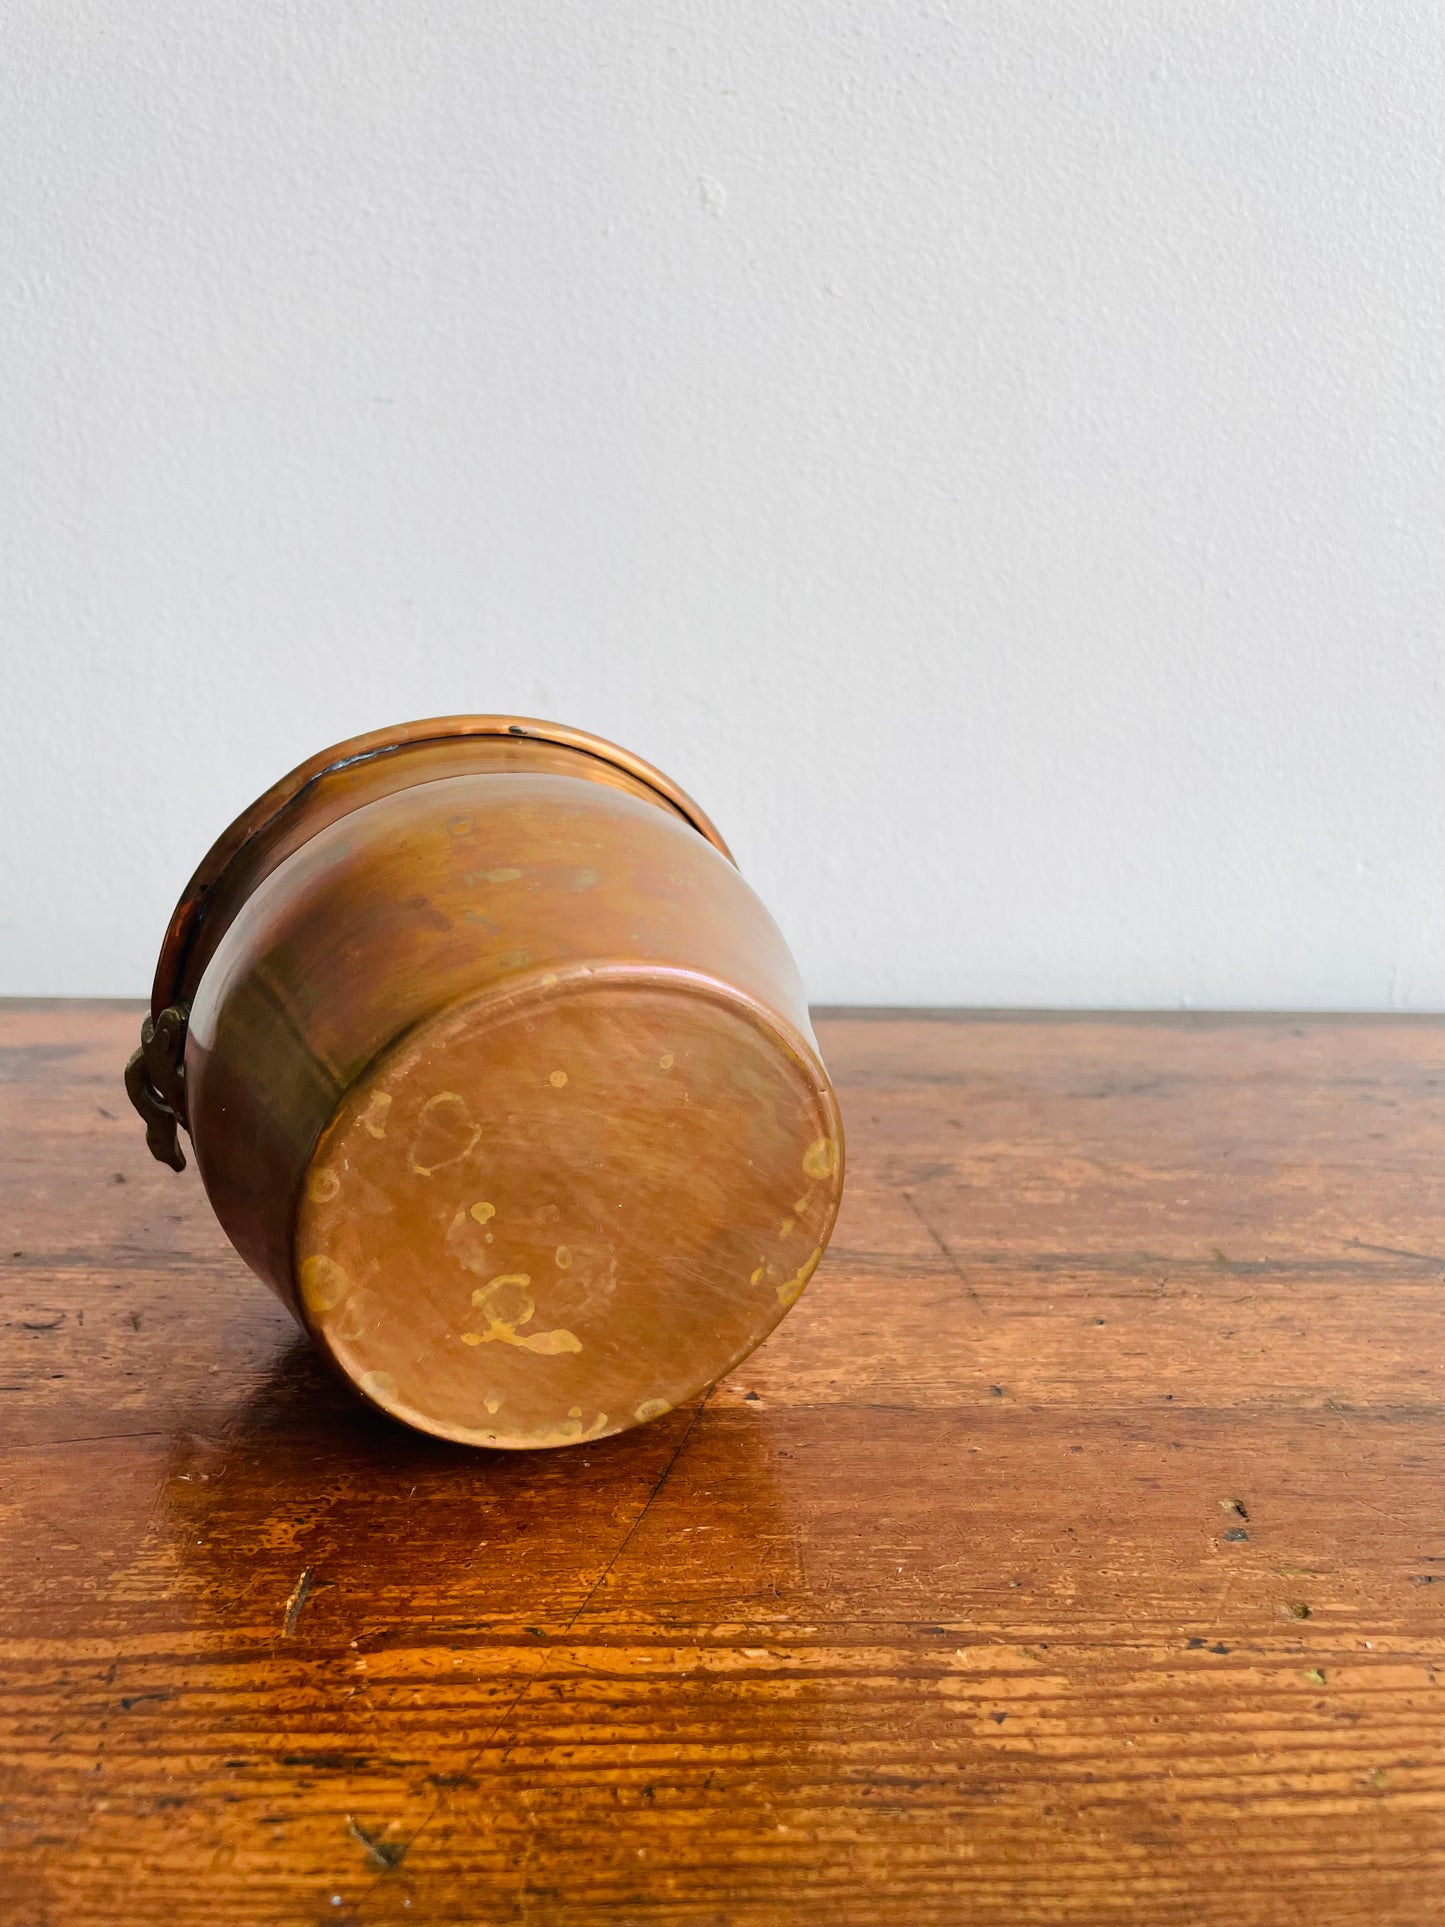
[126,718,843,1447]
[148,716,734,1027]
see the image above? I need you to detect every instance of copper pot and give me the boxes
[126,717,843,1449]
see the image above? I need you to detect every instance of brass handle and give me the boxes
[124,1003,190,1171]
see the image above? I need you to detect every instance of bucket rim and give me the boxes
[148,714,733,1020]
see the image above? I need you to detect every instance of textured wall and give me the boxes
[4,2,1444,1004]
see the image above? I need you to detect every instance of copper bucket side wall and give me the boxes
[152,718,733,1028]
[185,772,821,1307]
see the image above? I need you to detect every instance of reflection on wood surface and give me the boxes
[3,1003,1444,1923]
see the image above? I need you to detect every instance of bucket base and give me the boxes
[295,968,842,1448]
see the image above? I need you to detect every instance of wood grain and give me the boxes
[3,1002,1444,1925]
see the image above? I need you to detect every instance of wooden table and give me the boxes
[3,1003,1444,1925]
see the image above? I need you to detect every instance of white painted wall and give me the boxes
[4,2,1445,1006]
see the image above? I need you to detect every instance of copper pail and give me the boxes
[126,716,844,1448]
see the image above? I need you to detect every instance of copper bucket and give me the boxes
[126,717,844,1449]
